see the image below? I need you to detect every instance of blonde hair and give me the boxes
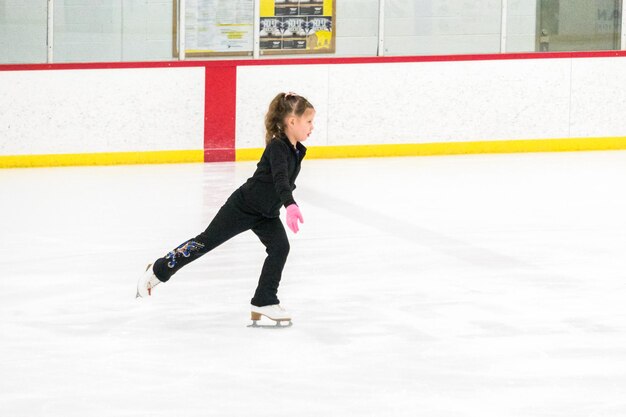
[264,92,314,145]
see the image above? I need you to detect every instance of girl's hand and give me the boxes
[286,204,304,233]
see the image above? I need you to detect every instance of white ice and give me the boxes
[1,151,626,417]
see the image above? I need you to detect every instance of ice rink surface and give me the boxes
[1,151,626,417]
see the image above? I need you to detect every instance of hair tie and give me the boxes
[284,92,297,100]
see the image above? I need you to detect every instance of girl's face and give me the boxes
[285,108,315,144]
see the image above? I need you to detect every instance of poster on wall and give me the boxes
[259,0,335,54]
[184,0,254,56]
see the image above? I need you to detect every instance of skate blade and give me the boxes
[247,319,293,329]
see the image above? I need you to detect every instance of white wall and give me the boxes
[325,59,570,144]
[236,56,626,149]
[0,67,205,155]
[570,57,626,137]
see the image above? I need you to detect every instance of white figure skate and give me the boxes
[248,304,293,328]
[136,264,162,298]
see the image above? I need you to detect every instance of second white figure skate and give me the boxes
[248,304,293,328]
[136,264,162,298]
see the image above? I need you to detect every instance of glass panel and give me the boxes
[505,0,537,52]
[537,0,622,52]
[335,0,378,56]
[384,0,503,56]
[53,0,175,63]
[122,0,176,61]
[0,0,47,64]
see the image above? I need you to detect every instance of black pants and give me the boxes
[152,191,290,307]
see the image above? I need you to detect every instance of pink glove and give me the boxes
[286,204,304,233]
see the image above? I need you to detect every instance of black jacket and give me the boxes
[237,135,307,218]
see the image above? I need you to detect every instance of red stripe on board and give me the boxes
[231,50,626,67]
[3,50,626,72]
[204,66,236,162]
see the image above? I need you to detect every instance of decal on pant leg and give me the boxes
[165,240,205,268]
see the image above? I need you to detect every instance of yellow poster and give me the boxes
[259,0,335,54]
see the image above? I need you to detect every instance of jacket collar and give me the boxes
[279,135,307,156]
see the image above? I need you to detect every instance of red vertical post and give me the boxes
[204,65,237,162]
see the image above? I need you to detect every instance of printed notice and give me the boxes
[185,0,254,55]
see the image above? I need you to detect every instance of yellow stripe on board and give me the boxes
[0,150,204,169]
[5,137,626,168]
[236,137,626,161]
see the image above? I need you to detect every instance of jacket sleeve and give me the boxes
[268,141,296,207]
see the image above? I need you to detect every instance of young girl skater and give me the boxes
[137,92,314,326]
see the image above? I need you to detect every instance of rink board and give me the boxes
[3,52,626,167]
